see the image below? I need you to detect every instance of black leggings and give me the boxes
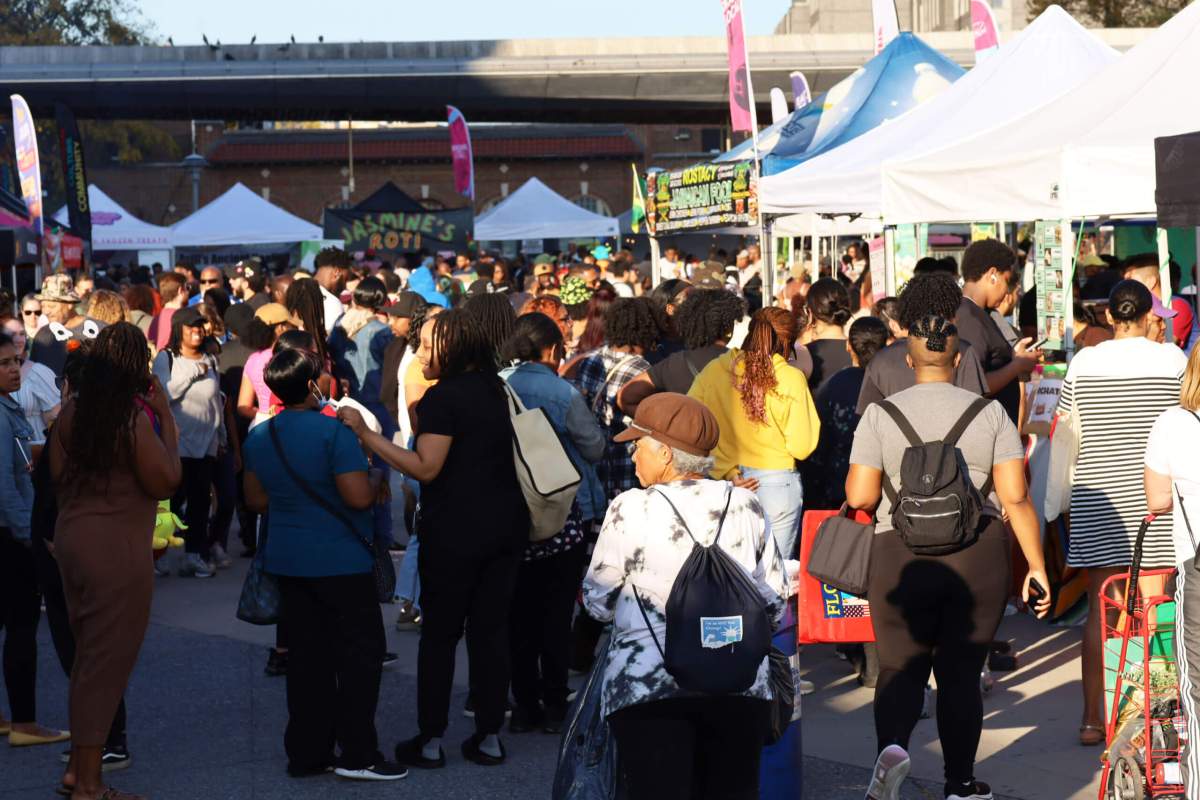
[0,531,40,724]
[172,456,215,557]
[609,696,770,800]
[868,517,1010,785]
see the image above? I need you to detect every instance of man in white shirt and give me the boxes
[313,247,350,332]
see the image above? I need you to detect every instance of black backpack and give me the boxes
[878,397,992,556]
[634,484,772,694]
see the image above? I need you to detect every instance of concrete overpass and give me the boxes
[0,29,1148,124]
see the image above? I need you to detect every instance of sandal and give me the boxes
[1080,724,1105,746]
[97,789,146,800]
[55,784,72,798]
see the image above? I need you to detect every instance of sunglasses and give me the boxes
[200,279,221,286]
[21,309,38,317]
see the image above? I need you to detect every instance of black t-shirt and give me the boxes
[30,318,103,378]
[647,345,727,395]
[806,338,853,396]
[645,336,685,366]
[956,298,1019,424]
[856,338,989,415]
[801,365,865,511]
[415,370,528,555]
[245,293,271,311]
[379,337,408,422]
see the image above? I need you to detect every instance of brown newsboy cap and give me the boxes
[614,392,720,457]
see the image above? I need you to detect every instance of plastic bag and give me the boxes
[553,633,617,800]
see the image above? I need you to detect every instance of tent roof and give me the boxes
[171,182,322,247]
[53,184,173,249]
[762,6,1118,216]
[1156,131,1200,228]
[763,32,965,176]
[353,181,426,213]
[882,1,1200,223]
[474,178,618,240]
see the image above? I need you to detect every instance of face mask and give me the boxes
[310,382,330,409]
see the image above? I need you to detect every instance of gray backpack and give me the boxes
[878,397,992,556]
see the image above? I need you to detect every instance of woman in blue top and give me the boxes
[242,348,405,783]
[499,312,605,734]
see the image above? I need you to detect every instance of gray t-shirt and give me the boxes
[849,381,1024,533]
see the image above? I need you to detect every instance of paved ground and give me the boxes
[0,547,1102,800]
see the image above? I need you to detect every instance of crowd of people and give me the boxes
[3,235,1200,800]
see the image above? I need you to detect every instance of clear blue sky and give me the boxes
[135,0,794,44]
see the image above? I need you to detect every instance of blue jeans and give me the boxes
[740,466,803,560]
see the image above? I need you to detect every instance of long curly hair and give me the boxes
[736,307,795,424]
[61,322,152,485]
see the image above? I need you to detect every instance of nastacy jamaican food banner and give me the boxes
[323,207,473,254]
[645,161,757,234]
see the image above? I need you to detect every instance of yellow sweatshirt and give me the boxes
[687,349,820,479]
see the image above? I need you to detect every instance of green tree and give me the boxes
[1027,0,1190,27]
[0,1,180,210]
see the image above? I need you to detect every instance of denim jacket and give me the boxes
[0,394,34,540]
[329,317,395,434]
[500,362,607,522]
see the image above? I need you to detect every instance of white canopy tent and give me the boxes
[761,5,1118,221]
[475,178,619,241]
[881,1,1200,223]
[171,182,322,247]
[52,184,173,250]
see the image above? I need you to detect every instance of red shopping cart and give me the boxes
[1099,514,1186,800]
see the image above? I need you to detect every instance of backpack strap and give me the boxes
[944,396,993,447]
[652,483,734,546]
[633,587,666,661]
[877,401,922,448]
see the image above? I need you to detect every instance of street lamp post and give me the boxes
[181,152,208,212]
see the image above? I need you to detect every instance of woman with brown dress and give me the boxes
[49,322,182,800]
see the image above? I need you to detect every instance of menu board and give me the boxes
[645,161,758,234]
[1035,220,1067,350]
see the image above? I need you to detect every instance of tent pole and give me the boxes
[884,227,897,295]
[1157,227,1173,344]
[649,235,662,288]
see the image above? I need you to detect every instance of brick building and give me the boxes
[87,121,731,232]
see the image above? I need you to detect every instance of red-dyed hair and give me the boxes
[736,307,796,424]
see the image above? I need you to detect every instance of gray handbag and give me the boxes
[806,506,875,598]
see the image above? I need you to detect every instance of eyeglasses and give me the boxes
[200,279,221,286]
[21,309,37,317]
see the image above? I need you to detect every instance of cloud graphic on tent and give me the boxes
[911,63,953,104]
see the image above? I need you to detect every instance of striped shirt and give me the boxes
[1057,337,1186,568]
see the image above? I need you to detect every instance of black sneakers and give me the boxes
[461,733,506,766]
[946,780,994,800]
[334,759,408,781]
[59,745,131,772]
[395,734,446,769]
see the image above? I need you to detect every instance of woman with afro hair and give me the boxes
[687,306,820,560]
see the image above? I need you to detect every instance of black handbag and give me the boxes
[806,505,875,598]
[764,647,797,745]
[236,523,281,625]
[268,420,396,602]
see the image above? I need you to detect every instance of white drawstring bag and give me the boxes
[503,381,581,541]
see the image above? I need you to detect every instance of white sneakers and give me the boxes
[865,744,910,800]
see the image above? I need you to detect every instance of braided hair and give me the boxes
[284,279,329,367]
[909,315,957,353]
[61,322,152,484]
[897,273,962,332]
[463,293,516,357]
[736,307,795,424]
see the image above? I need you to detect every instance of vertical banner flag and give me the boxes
[872,0,900,55]
[55,102,91,249]
[721,0,753,133]
[630,164,647,234]
[446,105,474,201]
[10,94,43,235]
[970,0,1001,63]
[790,71,811,111]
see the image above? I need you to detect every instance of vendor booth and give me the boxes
[475,178,618,248]
[762,6,1118,222]
[323,181,473,258]
[172,182,322,256]
[52,184,173,266]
